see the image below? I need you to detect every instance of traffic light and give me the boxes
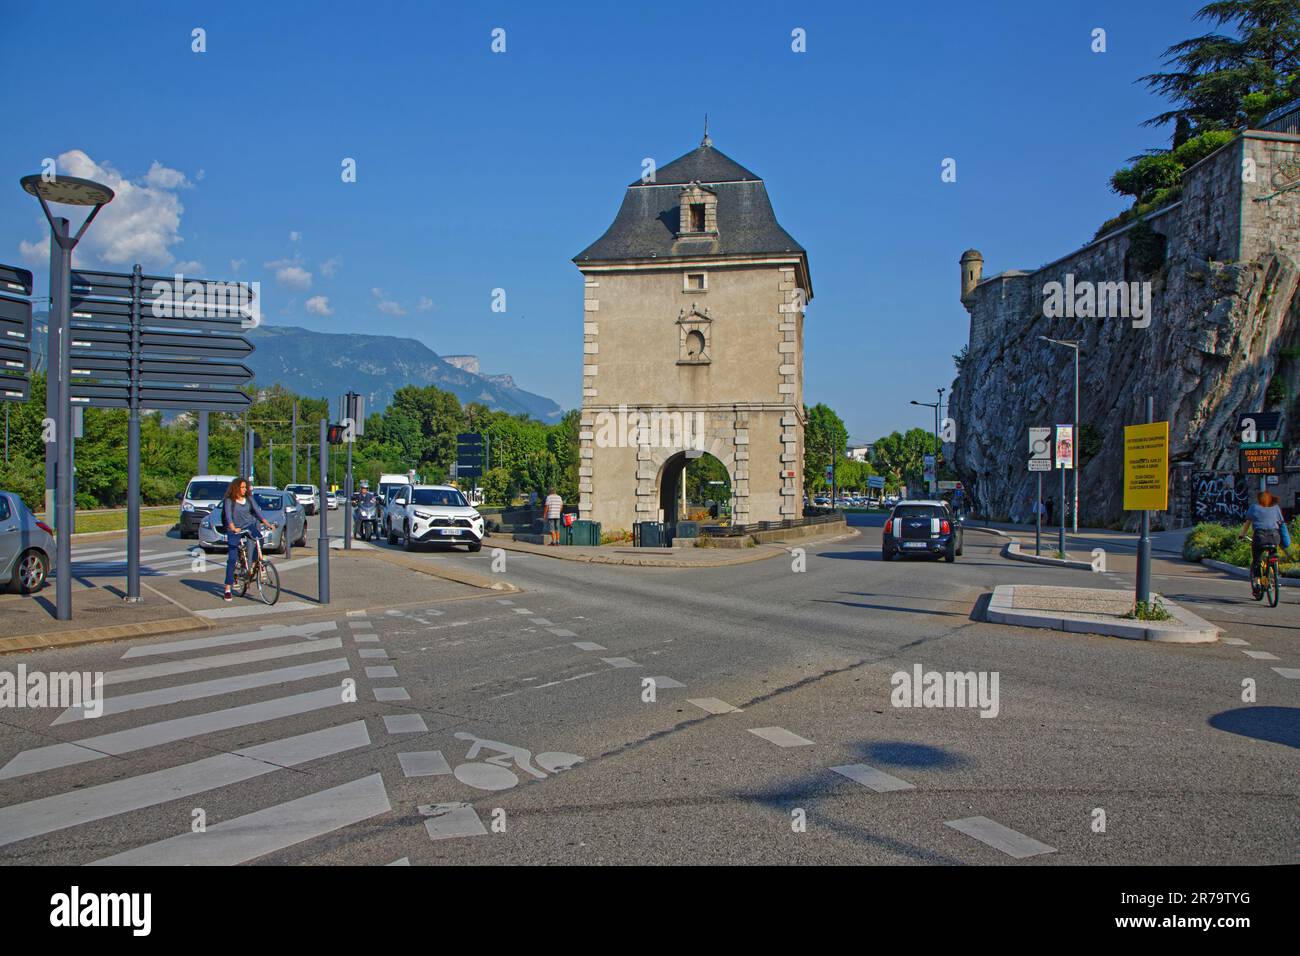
[327,423,346,445]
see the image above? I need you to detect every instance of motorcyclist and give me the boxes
[354,489,379,539]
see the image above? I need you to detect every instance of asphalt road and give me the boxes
[0,517,1295,865]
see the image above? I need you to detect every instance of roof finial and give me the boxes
[701,114,712,148]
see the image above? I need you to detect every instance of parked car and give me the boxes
[388,484,484,553]
[0,491,55,592]
[284,483,320,515]
[178,474,236,538]
[380,483,410,540]
[326,491,340,510]
[197,489,307,554]
[882,499,963,562]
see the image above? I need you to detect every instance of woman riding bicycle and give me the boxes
[1241,490,1285,586]
[221,477,274,602]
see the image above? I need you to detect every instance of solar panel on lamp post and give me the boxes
[20,174,115,621]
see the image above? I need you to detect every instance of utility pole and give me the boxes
[291,400,298,483]
[198,410,208,475]
[1135,396,1154,605]
[269,439,274,488]
[317,419,330,603]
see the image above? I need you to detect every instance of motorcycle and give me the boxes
[354,498,379,541]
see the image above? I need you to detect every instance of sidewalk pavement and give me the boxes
[489,526,858,568]
[0,538,506,655]
[986,584,1219,643]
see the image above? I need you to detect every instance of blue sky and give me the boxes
[1,0,1207,441]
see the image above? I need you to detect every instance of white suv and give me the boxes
[389,484,484,552]
[284,483,320,515]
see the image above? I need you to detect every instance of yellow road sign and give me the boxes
[1123,421,1169,511]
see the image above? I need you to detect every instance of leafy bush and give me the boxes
[1185,519,1300,567]
[599,529,631,545]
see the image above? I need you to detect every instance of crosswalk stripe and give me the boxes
[749,726,812,747]
[0,722,370,849]
[423,802,487,840]
[830,763,914,792]
[104,637,343,686]
[52,658,351,725]
[1271,667,1300,679]
[1243,650,1280,660]
[121,621,338,659]
[945,816,1056,858]
[196,600,316,620]
[89,773,391,866]
[687,697,742,715]
[0,686,350,780]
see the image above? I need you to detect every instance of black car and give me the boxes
[882,500,963,561]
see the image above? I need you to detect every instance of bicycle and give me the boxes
[1243,534,1280,607]
[232,526,281,605]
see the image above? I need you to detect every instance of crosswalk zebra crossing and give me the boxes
[0,615,398,865]
[62,543,316,586]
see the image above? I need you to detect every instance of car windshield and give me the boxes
[286,485,313,494]
[253,492,285,511]
[187,481,229,501]
[412,488,467,507]
[893,505,943,518]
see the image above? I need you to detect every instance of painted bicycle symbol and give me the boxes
[451,732,584,792]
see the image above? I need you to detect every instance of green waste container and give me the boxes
[567,519,601,546]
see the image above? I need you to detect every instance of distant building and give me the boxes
[846,444,873,462]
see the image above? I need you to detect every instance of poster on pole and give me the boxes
[1123,421,1169,511]
[1054,425,1074,469]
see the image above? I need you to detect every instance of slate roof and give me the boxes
[574,142,810,292]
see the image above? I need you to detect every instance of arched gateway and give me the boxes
[572,133,813,533]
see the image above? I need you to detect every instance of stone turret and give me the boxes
[959,249,983,306]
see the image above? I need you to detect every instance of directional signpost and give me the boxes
[457,432,489,482]
[65,265,256,603]
[0,263,33,403]
[1028,426,1052,554]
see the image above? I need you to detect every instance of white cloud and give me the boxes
[230,258,246,273]
[417,296,435,312]
[377,300,406,316]
[266,258,312,290]
[289,230,301,243]
[305,295,333,316]
[173,259,204,274]
[19,237,48,265]
[24,150,191,269]
[320,256,341,277]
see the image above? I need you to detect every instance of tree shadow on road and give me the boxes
[1208,707,1299,749]
[853,740,974,770]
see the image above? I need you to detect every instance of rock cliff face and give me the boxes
[949,127,1300,526]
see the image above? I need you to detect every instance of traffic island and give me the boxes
[985,584,1219,643]
[1002,539,1096,570]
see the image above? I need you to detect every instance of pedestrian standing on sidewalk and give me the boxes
[543,487,564,546]
[1045,496,1055,526]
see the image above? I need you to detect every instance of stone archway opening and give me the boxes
[658,450,732,525]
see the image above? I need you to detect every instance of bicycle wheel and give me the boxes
[256,559,281,605]
[236,549,252,598]
[1266,563,1280,607]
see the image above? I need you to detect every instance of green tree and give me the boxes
[803,403,848,495]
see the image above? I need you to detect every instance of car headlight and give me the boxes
[182,502,194,512]
[413,510,432,520]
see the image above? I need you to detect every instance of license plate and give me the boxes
[439,528,459,535]
[903,542,927,549]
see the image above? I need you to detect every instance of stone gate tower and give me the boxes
[573,134,813,532]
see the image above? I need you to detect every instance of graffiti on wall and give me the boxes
[1191,472,1251,523]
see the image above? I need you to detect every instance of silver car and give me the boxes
[0,490,55,593]
[196,490,307,555]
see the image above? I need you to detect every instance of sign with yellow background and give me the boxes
[1123,421,1169,511]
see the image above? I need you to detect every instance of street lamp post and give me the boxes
[910,394,943,495]
[20,174,115,621]
[1040,336,1080,533]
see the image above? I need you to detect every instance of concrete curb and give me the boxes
[336,545,518,591]
[1003,540,1096,571]
[0,615,210,655]
[490,527,858,568]
[964,525,1012,539]
[1201,557,1300,587]
[985,585,1219,643]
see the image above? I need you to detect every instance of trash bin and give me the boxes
[568,519,601,546]
[634,521,668,547]
[675,520,700,539]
